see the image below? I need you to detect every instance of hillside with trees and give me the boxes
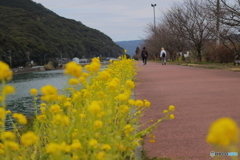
[0,0,123,67]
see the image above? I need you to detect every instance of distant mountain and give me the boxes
[0,0,123,67]
[115,40,144,56]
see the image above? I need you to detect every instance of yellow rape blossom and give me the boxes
[29,88,38,96]
[69,78,79,85]
[163,110,168,113]
[40,103,47,107]
[97,111,106,118]
[107,78,120,89]
[71,139,82,150]
[46,143,60,154]
[169,114,175,119]
[5,141,19,151]
[63,101,71,108]
[101,144,111,151]
[79,77,85,83]
[40,85,58,102]
[21,131,38,147]
[82,72,89,78]
[88,139,98,148]
[0,108,5,120]
[206,117,239,146]
[1,131,15,140]
[126,80,135,89]
[6,110,11,114]
[94,120,103,129]
[37,114,47,123]
[149,139,155,143]
[124,124,134,134]
[119,105,130,113]
[128,99,135,106]
[88,101,101,115]
[57,95,67,103]
[12,113,27,125]
[59,142,71,153]
[96,151,106,160]
[52,114,70,126]
[168,105,175,111]
[72,156,79,160]
[49,104,62,113]
[0,61,12,81]
[135,100,144,107]
[115,93,129,102]
[98,71,111,80]
[84,61,101,73]
[64,61,82,78]
[144,99,151,107]
[2,85,15,96]
[40,107,46,114]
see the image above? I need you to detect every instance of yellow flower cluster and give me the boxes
[206,117,239,146]
[88,101,102,115]
[29,88,38,96]
[46,142,75,154]
[2,85,15,96]
[0,61,12,81]
[52,114,70,126]
[0,57,176,160]
[21,131,38,147]
[64,61,82,78]
[49,104,62,113]
[12,113,27,125]
[84,57,101,73]
[40,85,58,102]
[1,131,15,140]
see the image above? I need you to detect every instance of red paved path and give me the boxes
[135,61,240,160]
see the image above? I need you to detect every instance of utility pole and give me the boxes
[216,0,220,46]
[151,4,157,31]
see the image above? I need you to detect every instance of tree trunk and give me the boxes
[197,53,202,62]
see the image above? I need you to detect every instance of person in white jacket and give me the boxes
[160,47,167,65]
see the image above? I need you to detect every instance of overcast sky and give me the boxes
[32,0,184,42]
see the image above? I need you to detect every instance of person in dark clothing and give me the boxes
[141,47,148,65]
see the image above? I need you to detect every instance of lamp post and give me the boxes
[151,4,157,30]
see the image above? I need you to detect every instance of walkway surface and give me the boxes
[135,61,240,160]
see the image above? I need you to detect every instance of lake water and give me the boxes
[6,69,68,115]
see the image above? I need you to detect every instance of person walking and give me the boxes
[160,47,167,65]
[141,47,148,65]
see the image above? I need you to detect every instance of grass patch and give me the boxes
[166,61,240,72]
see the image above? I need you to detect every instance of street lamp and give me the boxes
[151,4,157,30]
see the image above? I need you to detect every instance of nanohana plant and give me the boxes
[206,117,239,160]
[0,57,175,160]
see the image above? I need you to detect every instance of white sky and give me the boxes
[32,0,184,42]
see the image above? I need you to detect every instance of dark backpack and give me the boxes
[143,51,147,57]
[162,52,165,57]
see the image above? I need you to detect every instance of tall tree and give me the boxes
[206,0,240,61]
[163,0,216,61]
